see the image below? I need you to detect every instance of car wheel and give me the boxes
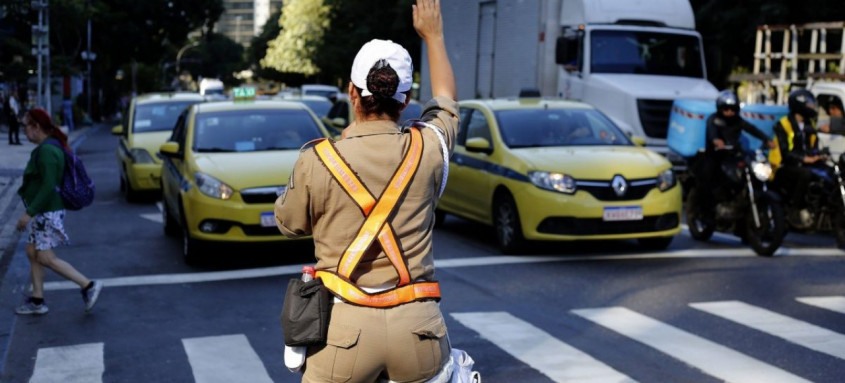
[162,198,180,237]
[638,236,673,251]
[180,202,201,265]
[493,193,524,254]
[434,209,446,228]
[121,169,140,203]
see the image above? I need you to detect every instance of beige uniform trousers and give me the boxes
[302,300,449,383]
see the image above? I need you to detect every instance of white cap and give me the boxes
[350,39,413,104]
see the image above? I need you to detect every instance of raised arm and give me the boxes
[413,0,456,101]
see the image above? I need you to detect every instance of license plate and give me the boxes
[260,212,276,227]
[602,206,643,221]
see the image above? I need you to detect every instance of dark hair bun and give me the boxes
[366,59,399,101]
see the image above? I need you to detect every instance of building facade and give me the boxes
[217,0,284,47]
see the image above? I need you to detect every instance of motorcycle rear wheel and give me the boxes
[833,212,845,250]
[746,201,786,257]
[685,189,715,241]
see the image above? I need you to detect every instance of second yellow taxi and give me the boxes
[436,97,682,254]
[159,93,331,263]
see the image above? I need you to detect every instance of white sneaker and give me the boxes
[82,281,103,312]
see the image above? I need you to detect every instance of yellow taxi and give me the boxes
[323,95,423,136]
[158,91,332,263]
[437,98,682,254]
[112,92,205,201]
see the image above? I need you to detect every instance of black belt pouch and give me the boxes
[281,278,332,346]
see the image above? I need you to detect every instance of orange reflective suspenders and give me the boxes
[312,127,441,308]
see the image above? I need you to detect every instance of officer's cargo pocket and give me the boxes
[411,314,448,377]
[323,324,360,382]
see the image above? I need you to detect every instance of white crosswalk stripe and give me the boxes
[26,295,845,382]
[796,296,845,315]
[571,307,810,383]
[452,312,635,383]
[30,343,104,383]
[690,300,845,360]
[182,334,273,383]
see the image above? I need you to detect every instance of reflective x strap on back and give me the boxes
[315,270,441,308]
[313,128,424,286]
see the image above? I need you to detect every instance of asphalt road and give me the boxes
[0,126,843,383]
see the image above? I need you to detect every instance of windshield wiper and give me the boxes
[196,147,236,153]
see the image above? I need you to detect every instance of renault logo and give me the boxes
[611,175,628,197]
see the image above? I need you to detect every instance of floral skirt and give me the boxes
[26,210,70,251]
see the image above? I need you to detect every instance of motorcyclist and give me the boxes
[693,90,773,211]
[770,88,825,223]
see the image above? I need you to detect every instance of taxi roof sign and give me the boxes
[233,86,256,100]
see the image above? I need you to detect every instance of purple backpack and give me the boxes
[44,139,95,210]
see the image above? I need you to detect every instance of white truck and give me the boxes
[732,22,845,157]
[420,0,719,155]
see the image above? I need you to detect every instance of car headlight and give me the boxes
[657,169,676,191]
[751,161,773,181]
[528,171,576,194]
[195,172,234,200]
[129,148,155,164]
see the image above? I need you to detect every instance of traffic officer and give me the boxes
[274,1,459,382]
[770,88,823,221]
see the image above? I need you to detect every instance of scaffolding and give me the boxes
[730,22,845,105]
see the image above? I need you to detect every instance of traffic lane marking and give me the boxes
[43,247,845,291]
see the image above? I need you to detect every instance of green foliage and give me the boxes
[261,0,330,76]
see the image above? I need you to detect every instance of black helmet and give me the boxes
[715,90,740,114]
[787,89,818,120]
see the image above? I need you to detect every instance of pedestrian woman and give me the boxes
[274,0,459,381]
[15,108,102,315]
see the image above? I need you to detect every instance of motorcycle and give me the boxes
[777,147,845,249]
[685,146,787,256]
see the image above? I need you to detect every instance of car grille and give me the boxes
[577,179,657,201]
[537,213,679,235]
[637,99,674,138]
[240,186,285,204]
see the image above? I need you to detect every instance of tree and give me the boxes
[261,0,330,77]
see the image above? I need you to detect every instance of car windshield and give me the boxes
[496,108,633,148]
[193,109,324,152]
[400,102,423,122]
[590,30,704,78]
[300,99,332,118]
[133,101,200,133]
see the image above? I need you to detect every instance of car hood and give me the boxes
[511,146,670,179]
[193,151,300,190]
[590,74,718,100]
[131,132,172,163]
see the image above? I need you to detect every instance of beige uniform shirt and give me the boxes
[275,97,460,287]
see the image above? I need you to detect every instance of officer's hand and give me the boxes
[413,0,443,41]
[16,213,30,232]
[713,139,726,149]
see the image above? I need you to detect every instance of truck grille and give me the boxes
[637,99,674,138]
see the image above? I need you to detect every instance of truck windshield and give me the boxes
[590,30,704,78]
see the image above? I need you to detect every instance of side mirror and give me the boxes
[159,141,181,159]
[465,137,493,154]
[631,136,646,147]
[555,36,569,65]
[111,125,124,136]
